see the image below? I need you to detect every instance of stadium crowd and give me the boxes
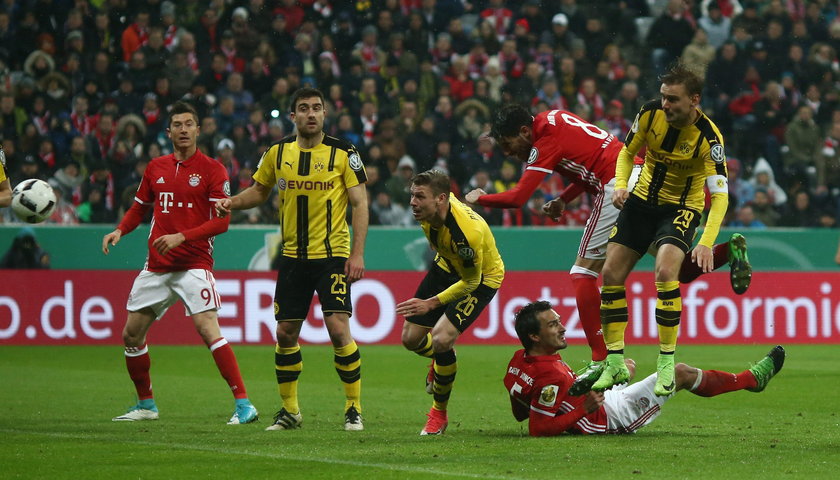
[0,0,838,229]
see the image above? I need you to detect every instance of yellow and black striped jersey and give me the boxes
[422,194,505,304]
[618,100,728,211]
[0,144,7,183]
[253,134,367,259]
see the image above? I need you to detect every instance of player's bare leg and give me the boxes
[325,312,363,431]
[676,234,751,294]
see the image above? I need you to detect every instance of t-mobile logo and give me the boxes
[158,191,193,213]
[159,192,175,213]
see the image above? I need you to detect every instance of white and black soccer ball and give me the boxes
[11,179,57,224]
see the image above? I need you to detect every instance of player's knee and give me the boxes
[674,363,696,390]
[401,331,419,350]
[122,329,143,347]
[431,334,455,353]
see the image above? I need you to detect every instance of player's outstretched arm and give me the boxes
[102,229,122,255]
[215,182,272,217]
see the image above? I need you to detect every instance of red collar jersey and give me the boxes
[529,109,621,194]
[134,149,229,272]
[504,349,607,436]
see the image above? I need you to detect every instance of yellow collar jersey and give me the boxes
[422,194,505,305]
[253,134,367,259]
[0,162,6,183]
[621,100,727,211]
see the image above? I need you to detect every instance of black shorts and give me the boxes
[274,256,351,321]
[405,264,497,333]
[609,194,701,256]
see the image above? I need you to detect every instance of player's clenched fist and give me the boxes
[215,198,233,218]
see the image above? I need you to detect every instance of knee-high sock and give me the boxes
[432,349,457,411]
[334,341,362,412]
[125,344,153,400]
[209,338,248,399]
[275,344,302,414]
[571,267,607,361]
[410,333,434,358]
[689,368,758,397]
[678,243,730,283]
[655,281,681,354]
[600,285,628,353]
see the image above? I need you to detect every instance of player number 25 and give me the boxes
[330,273,347,295]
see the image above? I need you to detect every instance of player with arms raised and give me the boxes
[505,301,784,436]
[469,104,749,395]
[103,101,257,425]
[216,87,369,432]
[397,170,505,435]
[593,63,732,396]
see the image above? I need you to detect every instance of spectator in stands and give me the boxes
[749,189,782,227]
[699,3,732,49]
[730,204,766,228]
[784,104,823,188]
[0,227,50,269]
[748,157,788,208]
[648,0,695,76]
[386,155,416,208]
[121,10,150,62]
[780,189,821,227]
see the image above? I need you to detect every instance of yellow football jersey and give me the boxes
[0,144,7,183]
[421,194,505,304]
[618,101,728,211]
[253,134,367,259]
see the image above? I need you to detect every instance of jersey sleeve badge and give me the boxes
[223,180,231,196]
[538,385,558,407]
[527,147,539,165]
[710,143,725,163]
[349,152,363,171]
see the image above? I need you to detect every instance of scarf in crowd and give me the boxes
[163,25,179,51]
[247,122,269,143]
[71,111,96,136]
[360,113,377,145]
[91,171,115,211]
[576,90,605,120]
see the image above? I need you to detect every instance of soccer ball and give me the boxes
[11,179,57,223]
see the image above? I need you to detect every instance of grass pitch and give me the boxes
[1,344,837,479]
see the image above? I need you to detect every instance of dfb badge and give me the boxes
[539,385,558,407]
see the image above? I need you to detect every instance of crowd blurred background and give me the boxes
[0,0,838,229]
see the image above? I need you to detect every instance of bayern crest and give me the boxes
[189,173,201,187]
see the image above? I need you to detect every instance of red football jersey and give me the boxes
[128,149,230,272]
[504,349,607,436]
[479,109,622,209]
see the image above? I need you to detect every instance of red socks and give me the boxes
[691,369,757,397]
[210,338,248,399]
[571,272,607,361]
[678,242,730,283]
[124,344,153,400]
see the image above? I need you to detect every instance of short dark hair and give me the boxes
[168,101,199,127]
[489,103,533,139]
[659,61,705,97]
[290,87,325,113]
[411,169,450,197]
[514,301,553,350]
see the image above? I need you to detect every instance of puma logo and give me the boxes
[650,130,661,140]
[285,161,293,168]
[336,296,345,305]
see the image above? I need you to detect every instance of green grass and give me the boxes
[1,344,837,479]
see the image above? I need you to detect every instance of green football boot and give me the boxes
[568,360,606,396]
[591,354,630,392]
[654,353,676,396]
[728,233,752,295]
[747,345,786,392]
